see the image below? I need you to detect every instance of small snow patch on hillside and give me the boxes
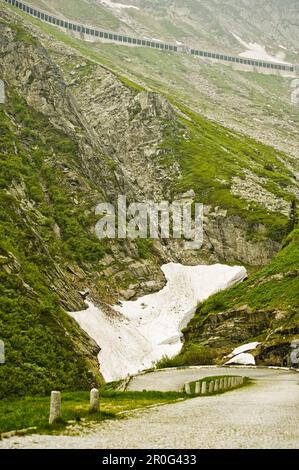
[229,342,261,358]
[225,353,256,366]
[100,0,139,11]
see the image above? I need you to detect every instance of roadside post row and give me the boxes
[184,376,245,395]
[4,0,296,73]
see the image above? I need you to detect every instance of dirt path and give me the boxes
[1,367,298,449]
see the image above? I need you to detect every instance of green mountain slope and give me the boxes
[6,0,299,169]
[24,0,299,61]
[0,88,104,397]
[0,4,298,397]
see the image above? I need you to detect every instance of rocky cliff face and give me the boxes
[179,230,299,367]
[184,305,299,366]
[2,7,290,271]
[0,8,295,281]
[20,0,299,163]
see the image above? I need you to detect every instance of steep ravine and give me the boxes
[0,7,297,395]
[1,7,295,269]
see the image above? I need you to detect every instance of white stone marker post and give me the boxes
[195,382,201,394]
[185,383,191,394]
[49,391,61,425]
[219,378,224,391]
[90,388,100,413]
[208,380,214,394]
[201,381,207,395]
[0,80,5,105]
[214,379,219,392]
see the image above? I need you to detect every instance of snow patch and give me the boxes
[100,0,139,11]
[228,342,261,358]
[69,301,153,381]
[225,353,256,366]
[69,263,247,381]
[232,32,290,64]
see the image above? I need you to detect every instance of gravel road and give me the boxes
[126,365,294,391]
[1,367,298,449]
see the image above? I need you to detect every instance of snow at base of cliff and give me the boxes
[228,342,261,358]
[225,353,256,366]
[69,263,247,381]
